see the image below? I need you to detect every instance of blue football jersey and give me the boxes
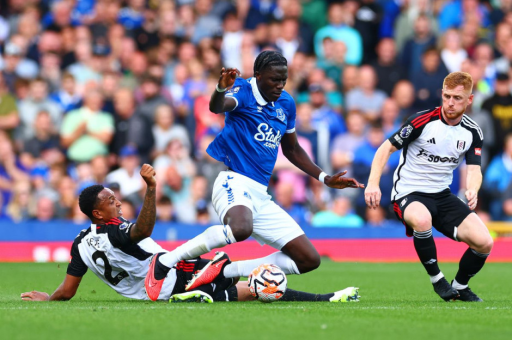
[207,77,296,186]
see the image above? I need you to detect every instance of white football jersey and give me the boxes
[389,107,483,201]
[67,217,177,300]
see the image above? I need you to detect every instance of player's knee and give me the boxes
[407,215,432,231]
[298,252,321,273]
[230,218,253,241]
[478,236,494,254]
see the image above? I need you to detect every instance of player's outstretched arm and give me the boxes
[281,132,364,189]
[130,164,157,243]
[465,165,482,210]
[21,274,83,301]
[365,140,398,209]
[209,67,240,113]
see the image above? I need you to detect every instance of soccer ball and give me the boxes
[248,264,287,303]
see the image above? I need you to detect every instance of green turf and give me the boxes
[0,261,511,340]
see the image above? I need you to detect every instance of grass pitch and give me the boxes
[0,261,511,340]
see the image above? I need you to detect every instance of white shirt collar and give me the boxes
[250,77,268,106]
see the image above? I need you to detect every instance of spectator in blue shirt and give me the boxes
[314,2,363,65]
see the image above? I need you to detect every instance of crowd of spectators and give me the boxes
[1,0,512,226]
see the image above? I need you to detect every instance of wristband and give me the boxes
[216,84,228,92]
[318,171,328,184]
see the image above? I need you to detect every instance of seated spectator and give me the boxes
[154,139,197,222]
[381,99,401,136]
[483,134,512,220]
[346,65,387,121]
[309,83,346,141]
[6,180,32,222]
[32,196,55,222]
[0,131,29,212]
[60,89,114,163]
[23,110,60,158]
[1,41,39,90]
[54,176,76,220]
[481,73,512,159]
[153,104,190,156]
[120,199,136,221]
[331,110,366,179]
[91,155,109,185]
[0,72,19,139]
[392,80,416,120]
[400,14,437,76]
[135,75,170,123]
[312,196,364,228]
[314,2,363,65]
[156,196,176,222]
[371,38,407,96]
[274,181,310,226]
[440,29,467,73]
[365,207,398,228]
[111,88,153,164]
[106,145,143,203]
[494,37,512,74]
[353,122,400,215]
[296,103,330,173]
[410,47,448,111]
[17,77,63,142]
[50,72,82,113]
[70,198,88,224]
[341,65,359,94]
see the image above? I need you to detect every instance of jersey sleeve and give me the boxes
[66,237,88,277]
[465,128,484,166]
[285,97,296,133]
[106,217,135,248]
[225,78,248,112]
[388,114,426,150]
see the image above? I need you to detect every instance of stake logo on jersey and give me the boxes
[207,77,297,186]
[388,107,483,200]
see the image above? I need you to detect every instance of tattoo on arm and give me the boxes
[131,187,157,242]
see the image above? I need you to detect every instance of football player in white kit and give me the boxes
[144,51,364,301]
[364,72,493,302]
[20,165,359,303]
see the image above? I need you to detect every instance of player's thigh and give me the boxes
[251,199,305,250]
[455,213,493,253]
[212,171,255,230]
[435,193,476,241]
[403,201,434,231]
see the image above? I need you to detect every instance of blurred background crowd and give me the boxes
[1,0,512,227]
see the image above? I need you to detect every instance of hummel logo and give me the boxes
[424,259,437,265]
[227,175,233,180]
[427,138,436,144]
[257,106,262,111]
[222,182,229,188]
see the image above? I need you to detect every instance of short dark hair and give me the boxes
[78,184,104,219]
[253,50,288,75]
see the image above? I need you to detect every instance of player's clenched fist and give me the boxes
[140,164,156,188]
[465,189,478,211]
[364,183,382,209]
[218,67,241,89]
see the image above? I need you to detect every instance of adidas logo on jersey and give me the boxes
[427,138,436,144]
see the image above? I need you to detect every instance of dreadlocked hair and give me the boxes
[253,50,288,75]
[79,184,105,219]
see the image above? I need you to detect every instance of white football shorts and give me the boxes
[212,170,305,250]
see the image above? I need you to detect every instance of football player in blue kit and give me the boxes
[145,51,364,301]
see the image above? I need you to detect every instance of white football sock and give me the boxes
[159,225,237,268]
[223,251,300,278]
[451,279,468,290]
[429,272,444,284]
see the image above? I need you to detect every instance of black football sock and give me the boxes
[154,255,172,280]
[280,289,334,302]
[454,248,489,287]
[413,229,442,278]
